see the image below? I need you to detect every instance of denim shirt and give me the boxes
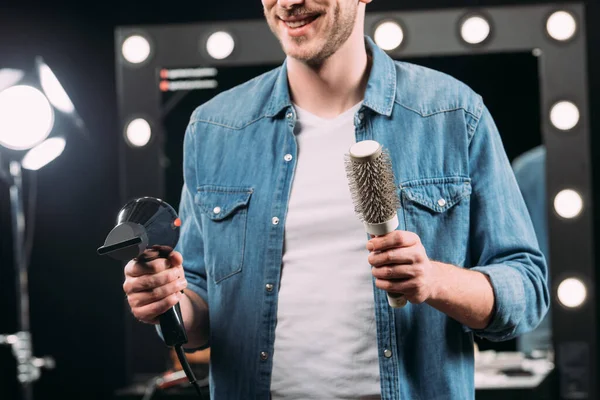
[175,36,549,400]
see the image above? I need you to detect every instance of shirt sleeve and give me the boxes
[465,103,550,342]
[176,121,209,307]
[156,121,210,351]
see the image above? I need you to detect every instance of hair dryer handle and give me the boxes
[137,247,189,346]
[160,302,188,347]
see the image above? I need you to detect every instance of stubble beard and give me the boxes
[267,2,358,66]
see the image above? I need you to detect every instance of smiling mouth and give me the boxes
[281,15,320,29]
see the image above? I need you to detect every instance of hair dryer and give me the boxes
[97,197,204,397]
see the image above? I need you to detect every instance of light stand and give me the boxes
[0,60,79,400]
[0,159,55,400]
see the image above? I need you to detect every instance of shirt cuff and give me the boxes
[466,264,525,341]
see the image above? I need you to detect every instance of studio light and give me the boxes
[0,55,83,394]
[557,277,587,308]
[546,10,577,42]
[374,21,404,51]
[125,118,152,147]
[0,85,54,151]
[37,58,75,114]
[550,101,580,131]
[0,69,25,92]
[554,189,583,219]
[21,137,66,171]
[460,15,492,45]
[122,34,152,64]
[206,31,235,60]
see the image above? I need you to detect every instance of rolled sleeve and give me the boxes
[465,102,549,341]
[469,264,525,340]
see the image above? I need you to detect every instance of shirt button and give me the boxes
[213,206,221,214]
[260,352,269,360]
[384,349,392,358]
[272,217,280,225]
[437,198,447,207]
[286,112,293,119]
[284,154,293,162]
[358,112,364,120]
[266,283,274,292]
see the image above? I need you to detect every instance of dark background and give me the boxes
[0,1,598,399]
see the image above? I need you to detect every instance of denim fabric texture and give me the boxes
[173,36,549,400]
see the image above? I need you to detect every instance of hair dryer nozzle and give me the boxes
[96,222,148,260]
[97,237,143,255]
[97,197,181,261]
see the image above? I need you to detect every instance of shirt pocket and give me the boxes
[195,185,253,284]
[400,177,472,267]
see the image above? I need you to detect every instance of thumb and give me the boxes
[169,250,184,267]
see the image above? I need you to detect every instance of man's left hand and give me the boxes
[367,230,438,304]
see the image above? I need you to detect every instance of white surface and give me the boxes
[557,278,587,308]
[0,85,54,150]
[546,11,577,42]
[0,68,24,92]
[122,35,151,64]
[206,31,235,60]
[387,292,407,308]
[550,101,580,131]
[474,351,554,390]
[39,62,75,114]
[22,137,65,171]
[374,21,404,51]
[554,189,583,219]
[125,118,152,147]
[349,139,381,159]
[271,102,381,399]
[461,16,491,44]
[364,214,398,236]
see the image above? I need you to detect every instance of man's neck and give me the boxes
[287,30,370,119]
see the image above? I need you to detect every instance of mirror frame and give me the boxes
[114,3,595,398]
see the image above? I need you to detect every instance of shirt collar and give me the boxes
[362,35,397,117]
[266,35,397,118]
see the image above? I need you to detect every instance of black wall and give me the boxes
[0,1,598,399]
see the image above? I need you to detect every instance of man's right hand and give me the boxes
[123,250,188,325]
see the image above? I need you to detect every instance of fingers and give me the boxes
[123,265,185,294]
[374,277,427,304]
[127,276,188,309]
[367,230,420,252]
[168,251,183,267]
[374,277,419,296]
[136,246,169,262]
[368,246,425,268]
[132,292,184,324]
[122,250,187,325]
[124,257,171,278]
[371,264,420,280]
[124,250,183,278]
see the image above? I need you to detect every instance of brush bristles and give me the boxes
[345,148,401,225]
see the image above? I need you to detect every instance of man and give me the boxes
[122,0,549,399]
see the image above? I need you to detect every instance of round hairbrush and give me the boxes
[345,140,407,308]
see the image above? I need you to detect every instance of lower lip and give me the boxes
[280,16,319,37]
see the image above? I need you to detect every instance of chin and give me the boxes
[282,39,324,63]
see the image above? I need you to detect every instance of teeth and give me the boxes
[285,18,313,29]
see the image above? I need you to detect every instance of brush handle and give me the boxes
[366,214,407,309]
[387,293,408,308]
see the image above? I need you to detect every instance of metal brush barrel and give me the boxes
[345,140,407,309]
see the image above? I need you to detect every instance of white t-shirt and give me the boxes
[270,102,381,400]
